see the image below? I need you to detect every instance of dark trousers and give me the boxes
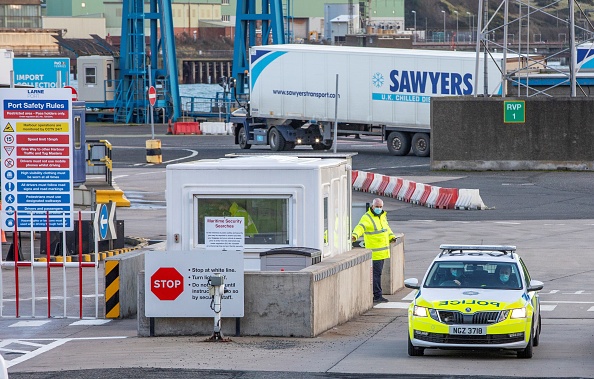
[373,259,385,299]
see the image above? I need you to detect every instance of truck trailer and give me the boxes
[231,45,503,156]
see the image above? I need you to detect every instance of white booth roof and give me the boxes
[167,155,350,171]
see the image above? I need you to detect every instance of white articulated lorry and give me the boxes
[231,44,504,157]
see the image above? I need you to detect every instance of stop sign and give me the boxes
[150,267,184,300]
[148,85,157,107]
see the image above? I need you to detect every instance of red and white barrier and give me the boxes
[351,170,487,210]
[0,210,102,319]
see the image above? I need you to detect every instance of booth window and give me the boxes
[106,63,113,88]
[195,197,289,245]
[85,66,96,85]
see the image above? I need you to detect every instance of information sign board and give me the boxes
[145,250,245,317]
[504,100,526,123]
[0,88,73,231]
[13,58,70,88]
[205,217,244,250]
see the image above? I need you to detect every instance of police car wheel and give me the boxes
[517,332,533,359]
[407,335,424,356]
[533,315,541,347]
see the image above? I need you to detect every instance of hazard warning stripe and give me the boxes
[105,261,120,319]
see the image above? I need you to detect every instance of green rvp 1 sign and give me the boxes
[504,100,525,123]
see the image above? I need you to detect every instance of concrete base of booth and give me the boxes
[133,236,405,337]
[383,234,405,295]
[138,248,374,337]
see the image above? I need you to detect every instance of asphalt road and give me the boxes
[1,123,593,378]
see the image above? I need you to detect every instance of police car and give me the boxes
[404,244,543,358]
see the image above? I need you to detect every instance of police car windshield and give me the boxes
[424,261,522,290]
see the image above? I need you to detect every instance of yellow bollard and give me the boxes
[146,139,162,164]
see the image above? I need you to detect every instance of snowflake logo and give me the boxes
[372,72,384,88]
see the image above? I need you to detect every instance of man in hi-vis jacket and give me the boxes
[351,198,396,303]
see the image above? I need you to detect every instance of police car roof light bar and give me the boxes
[438,244,517,258]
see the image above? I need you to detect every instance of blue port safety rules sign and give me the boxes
[0,88,73,231]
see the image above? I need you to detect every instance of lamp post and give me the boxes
[441,10,446,43]
[467,12,471,42]
[411,10,416,43]
[454,11,458,43]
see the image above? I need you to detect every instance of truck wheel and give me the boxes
[238,126,251,149]
[269,128,286,151]
[411,133,430,157]
[387,132,411,156]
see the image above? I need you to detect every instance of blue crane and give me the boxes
[232,0,288,95]
[116,0,181,124]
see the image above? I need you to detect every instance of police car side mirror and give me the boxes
[527,279,544,292]
[404,278,420,290]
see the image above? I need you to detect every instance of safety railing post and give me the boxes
[78,211,83,319]
[30,212,35,317]
[62,212,67,318]
[94,214,99,318]
[46,211,51,318]
[14,213,19,318]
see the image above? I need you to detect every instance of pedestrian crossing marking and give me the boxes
[9,320,50,328]
[69,319,111,326]
[375,302,410,309]
[402,291,416,301]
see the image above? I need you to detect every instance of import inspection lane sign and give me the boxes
[504,100,525,123]
[0,88,73,231]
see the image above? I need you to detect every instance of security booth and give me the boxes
[165,154,354,269]
[140,153,384,337]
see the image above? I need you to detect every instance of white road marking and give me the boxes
[494,221,521,225]
[69,319,111,326]
[588,306,594,312]
[540,300,594,304]
[562,290,591,295]
[402,291,417,301]
[375,302,410,309]
[3,337,127,368]
[134,170,167,176]
[540,304,557,311]
[162,149,198,164]
[9,321,50,328]
[541,290,559,294]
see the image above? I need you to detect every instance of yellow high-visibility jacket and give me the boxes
[352,209,395,260]
[229,202,258,237]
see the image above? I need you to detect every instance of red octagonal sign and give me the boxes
[151,267,184,300]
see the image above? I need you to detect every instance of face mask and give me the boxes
[500,274,510,283]
[373,207,382,215]
[451,269,461,278]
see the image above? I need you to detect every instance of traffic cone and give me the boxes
[166,118,174,135]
